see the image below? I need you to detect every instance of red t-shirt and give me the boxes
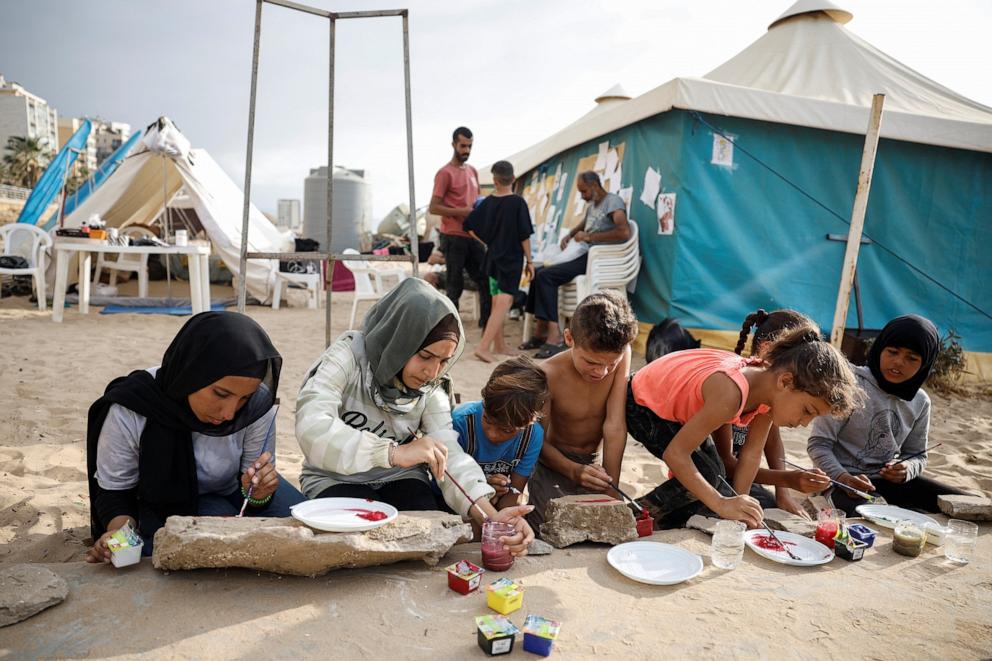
[432,162,479,237]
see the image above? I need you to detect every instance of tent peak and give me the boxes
[769,0,852,30]
[594,83,631,104]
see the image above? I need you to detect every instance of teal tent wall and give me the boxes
[521,109,992,352]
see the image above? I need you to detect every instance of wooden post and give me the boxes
[830,93,885,349]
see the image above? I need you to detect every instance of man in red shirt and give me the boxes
[429,126,490,326]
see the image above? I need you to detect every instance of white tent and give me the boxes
[481,0,992,184]
[63,117,293,303]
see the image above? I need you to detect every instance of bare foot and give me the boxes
[495,347,522,356]
[474,348,497,363]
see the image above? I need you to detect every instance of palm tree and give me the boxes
[67,164,91,194]
[3,136,53,188]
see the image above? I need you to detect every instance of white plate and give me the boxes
[744,530,834,566]
[855,504,939,531]
[607,541,704,585]
[291,498,398,532]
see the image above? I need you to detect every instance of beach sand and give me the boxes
[1,281,990,658]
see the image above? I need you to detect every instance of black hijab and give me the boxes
[867,314,939,401]
[86,312,281,539]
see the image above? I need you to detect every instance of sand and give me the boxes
[1,280,990,659]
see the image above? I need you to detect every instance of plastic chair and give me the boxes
[340,248,407,329]
[92,225,156,297]
[271,270,322,310]
[0,223,52,311]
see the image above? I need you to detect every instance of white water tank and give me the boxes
[303,166,372,253]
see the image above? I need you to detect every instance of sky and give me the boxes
[1,0,989,222]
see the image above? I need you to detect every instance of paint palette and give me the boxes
[290,498,398,532]
[744,530,834,566]
[607,541,704,585]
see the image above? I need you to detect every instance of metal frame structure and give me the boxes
[237,0,419,346]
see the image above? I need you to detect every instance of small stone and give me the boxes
[938,495,992,521]
[685,515,721,535]
[763,508,816,537]
[153,512,472,577]
[0,565,69,628]
[539,495,637,548]
[527,539,554,556]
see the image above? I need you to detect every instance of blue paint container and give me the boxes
[848,523,877,548]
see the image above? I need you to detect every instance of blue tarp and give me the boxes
[42,130,143,231]
[16,119,91,227]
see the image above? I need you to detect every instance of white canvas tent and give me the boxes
[62,117,293,303]
[481,0,992,185]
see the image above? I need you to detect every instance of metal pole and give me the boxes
[324,16,336,347]
[830,93,885,348]
[238,0,263,313]
[401,11,419,277]
[162,156,173,301]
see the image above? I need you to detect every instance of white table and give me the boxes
[51,239,212,322]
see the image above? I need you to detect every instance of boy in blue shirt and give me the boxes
[453,356,549,511]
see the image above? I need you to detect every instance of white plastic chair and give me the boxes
[341,248,407,329]
[92,225,156,297]
[0,223,52,311]
[271,270,322,310]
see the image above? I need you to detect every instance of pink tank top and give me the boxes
[631,348,770,425]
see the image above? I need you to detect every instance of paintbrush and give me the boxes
[239,405,278,518]
[717,474,801,561]
[780,458,880,503]
[889,444,941,465]
[401,430,489,521]
[608,483,644,513]
[238,483,253,518]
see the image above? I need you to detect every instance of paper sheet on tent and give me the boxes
[594,141,609,170]
[657,192,676,235]
[640,167,661,208]
[618,187,633,214]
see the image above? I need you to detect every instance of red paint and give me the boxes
[815,521,839,548]
[636,510,653,537]
[481,543,514,572]
[752,534,796,552]
[343,508,388,521]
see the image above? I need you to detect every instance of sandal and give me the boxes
[518,336,547,351]
[535,342,568,359]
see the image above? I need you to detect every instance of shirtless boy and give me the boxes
[527,291,639,530]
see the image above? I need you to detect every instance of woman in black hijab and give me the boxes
[86,311,305,563]
[807,315,971,514]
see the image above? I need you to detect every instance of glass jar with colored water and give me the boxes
[481,521,515,571]
[892,520,927,557]
[815,509,844,548]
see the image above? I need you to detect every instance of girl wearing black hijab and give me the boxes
[86,311,305,563]
[807,315,970,514]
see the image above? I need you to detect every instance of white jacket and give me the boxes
[295,334,493,515]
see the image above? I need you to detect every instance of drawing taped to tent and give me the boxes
[711,133,735,167]
[657,193,676,235]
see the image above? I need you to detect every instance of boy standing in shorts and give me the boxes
[526,291,638,531]
[464,160,535,362]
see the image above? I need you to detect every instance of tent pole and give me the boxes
[829,93,884,349]
[162,156,174,301]
[324,15,336,347]
[238,0,263,313]
[401,10,418,277]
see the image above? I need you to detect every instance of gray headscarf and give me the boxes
[361,278,465,414]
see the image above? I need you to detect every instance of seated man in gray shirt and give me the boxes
[522,171,632,359]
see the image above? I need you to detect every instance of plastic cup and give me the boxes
[815,509,844,548]
[944,519,978,564]
[711,520,746,569]
[481,521,515,571]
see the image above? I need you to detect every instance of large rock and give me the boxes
[152,512,472,577]
[0,565,69,627]
[763,508,817,537]
[539,495,637,548]
[938,494,992,522]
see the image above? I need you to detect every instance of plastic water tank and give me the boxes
[303,166,372,253]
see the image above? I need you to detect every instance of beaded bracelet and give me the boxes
[241,484,273,507]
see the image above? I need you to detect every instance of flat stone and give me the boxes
[0,565,69,628]
[938,495,992,521]
[152,512,473,577]
[685,514,721,535]
[763,508,817,537]
[539,495,637,548]
[527,539,554,556]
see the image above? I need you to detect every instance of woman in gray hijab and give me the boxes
[296,278,534,554]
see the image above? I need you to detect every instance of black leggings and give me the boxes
[317,479,440,512]
[625,380,732,528]
[830,474,970,516]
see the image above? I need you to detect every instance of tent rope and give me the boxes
[688,110,991,322]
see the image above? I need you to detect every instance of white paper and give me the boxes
[640,167,661,208]
[618,187,633,214]
[711,133,734,167]
[605,148,618,176]
[594,141,609,171]
[657,192,676,235]
[574,190,586,216]
[556,172,567,202]
[604,165,622,193]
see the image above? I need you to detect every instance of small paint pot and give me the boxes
[445,560,484,595]
[486,578,523,616]
[109,537,143,568]
[847,523,877,548]
[834,537,868,562]
[892,520,927,557]
[522,614,561,657]
[636,511,654,537]
[475,614,519,656]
